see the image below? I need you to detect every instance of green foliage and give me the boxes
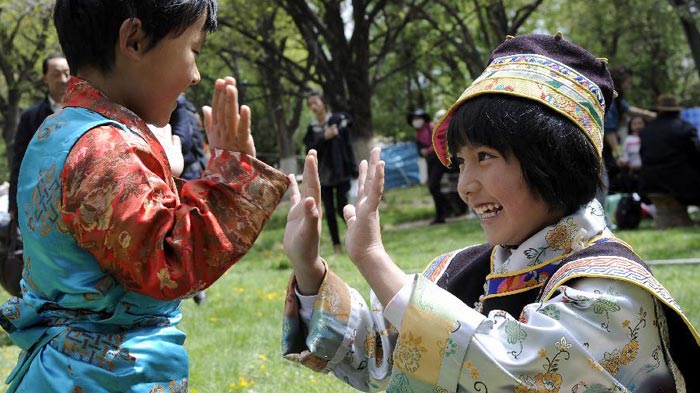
[539,0,697,107]
[3,0,700,168]
[0,186,698,391]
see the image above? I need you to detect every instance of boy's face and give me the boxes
[455,143,563,246]
[127,14,207,127]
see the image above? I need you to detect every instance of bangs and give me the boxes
[446,95,523,162]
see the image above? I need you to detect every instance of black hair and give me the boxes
[447,95,603,215]
[53,0,218,74]
[42,53,66,75]
[626,114,646,135]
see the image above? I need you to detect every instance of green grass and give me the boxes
[0,185,699,392]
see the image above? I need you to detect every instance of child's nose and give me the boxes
[191,66,201,86]
[458,169,479,198]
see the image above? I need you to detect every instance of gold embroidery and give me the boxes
[157,268,178,290]
[394,332,427,373]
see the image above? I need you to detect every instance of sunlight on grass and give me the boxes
[0,185,698,392]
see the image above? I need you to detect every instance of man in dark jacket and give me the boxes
[639,94,700,205]
[3,54,69,297]
[9,54,70,220]
[170,94,209,181]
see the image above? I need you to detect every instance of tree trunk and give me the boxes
[3,89,21,170]
[669,0,700,82]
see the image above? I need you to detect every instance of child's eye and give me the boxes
[477,151,494,161]
[193,49,201,56]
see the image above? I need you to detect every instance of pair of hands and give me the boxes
[283,148,407,305]
[149,77,253,176]
[147,123,184,177]
[202,77,256,157]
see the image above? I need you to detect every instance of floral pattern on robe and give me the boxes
[282,202,697,392]
[58,78,291,299]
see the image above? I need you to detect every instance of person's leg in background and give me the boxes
[332,181,351,254]
[427,155,449,224]
[321,185,343,253]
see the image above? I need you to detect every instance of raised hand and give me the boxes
[343,147,408,305]
[202,77,255,157]
[343,147,387,268]
[283,150,325,295]
[147,123,184,177]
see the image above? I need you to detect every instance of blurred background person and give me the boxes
[303,91,357,254]
[9,53,70,225]
[410,108,448,224]
[435,108,469,218]
[617,115,646,194]
[639,94,700,209]
[170,94,210,181]
[3,53,69,297]
[602,66,655,194]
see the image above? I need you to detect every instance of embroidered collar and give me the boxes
[63,77,153,141]
[62,76,168,166]
[478,199,613,306]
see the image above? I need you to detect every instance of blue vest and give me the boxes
[1,107,188,392]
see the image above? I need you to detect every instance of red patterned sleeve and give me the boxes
[61,125,290,300]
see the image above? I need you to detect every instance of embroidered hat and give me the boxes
[432,33,614,167]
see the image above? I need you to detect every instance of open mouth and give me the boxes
[473,203,503,219]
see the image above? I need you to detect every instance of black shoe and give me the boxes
[429,218,446,225]
[193,291,207,305]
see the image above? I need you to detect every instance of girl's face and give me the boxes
[455,144,564,246]
[307,96,325,116]
[629,116,645,134]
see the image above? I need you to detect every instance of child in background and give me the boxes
[619,115,646,171]
[282,34,699,391]
[0,1,290,392]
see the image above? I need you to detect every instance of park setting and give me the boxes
[1,0,700,392]
[0,185,698,392]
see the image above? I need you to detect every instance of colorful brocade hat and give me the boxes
[432,33,615,167]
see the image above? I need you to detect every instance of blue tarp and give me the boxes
[380,142,421,189]
[681,107,700,138]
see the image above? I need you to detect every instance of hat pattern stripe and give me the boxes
[471,70,604,128]
[433,53,606,167]
[462,77,603,154]
[489,54,606,111]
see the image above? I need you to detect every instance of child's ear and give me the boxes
[118,18,149,61]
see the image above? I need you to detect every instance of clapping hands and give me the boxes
[343,148,387,268]
[283,150,325,295]
[202,77,255,157]
[147,123,184,177]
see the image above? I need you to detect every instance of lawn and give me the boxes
[0,185,698,392]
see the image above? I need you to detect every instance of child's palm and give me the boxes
[283,152,322,270]
[345,149,386,267]
[202,77,256,156]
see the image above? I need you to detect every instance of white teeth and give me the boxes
[473,203,503,218]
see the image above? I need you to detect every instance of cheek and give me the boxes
[499,175,530,210]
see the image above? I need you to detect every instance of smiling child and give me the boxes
[281,33,699,392]
[0,1,289,392]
